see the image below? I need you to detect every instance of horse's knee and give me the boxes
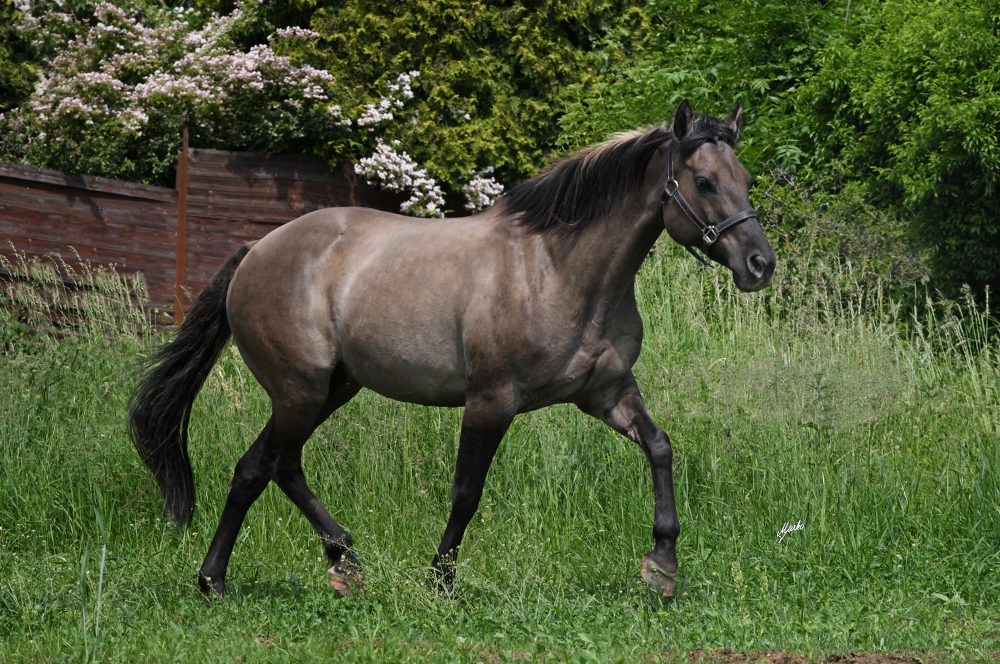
[646,431,673,467]
[229,455,269,497]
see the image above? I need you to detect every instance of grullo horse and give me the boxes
[129,100,775,598]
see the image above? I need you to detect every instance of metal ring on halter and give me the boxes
[659,142,758,256]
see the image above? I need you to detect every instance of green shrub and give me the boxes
[0,0,37,113]
[791,0,1000,295]
[557,0,1000,294]
[556,0,861,169]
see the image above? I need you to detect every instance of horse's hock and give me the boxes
[0,151,405,317]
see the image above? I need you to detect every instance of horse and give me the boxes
[129,99,775,599]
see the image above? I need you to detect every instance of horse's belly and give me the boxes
[339,334,468,407]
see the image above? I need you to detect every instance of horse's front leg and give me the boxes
[432,387,516,591]
[580,372,680,597]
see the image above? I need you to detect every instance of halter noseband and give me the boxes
[659,142,758,267]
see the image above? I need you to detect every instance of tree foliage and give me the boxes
[292,0,647,191]
[3,0,999,290]
[0,0,36,113]
[556,0,859,169]
[792,0,1000,294]
[559,0,1000,293]
[0,0,644,211]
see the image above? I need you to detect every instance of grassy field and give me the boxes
[1,246,999,662]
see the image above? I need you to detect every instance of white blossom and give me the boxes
[462,168,504,212]
[272,26,320,40]
[354,71,419,127]
[355,139,445,218]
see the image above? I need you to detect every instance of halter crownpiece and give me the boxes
[659,142,759,266]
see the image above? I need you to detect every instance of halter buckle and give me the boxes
[663,179,679,199]
[703,227,719,245]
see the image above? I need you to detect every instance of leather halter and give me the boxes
[659,142,758,267]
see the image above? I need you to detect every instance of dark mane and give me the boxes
[502,115,737,233]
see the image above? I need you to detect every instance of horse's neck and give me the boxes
[546,205,662,301]
[528,205,663,333]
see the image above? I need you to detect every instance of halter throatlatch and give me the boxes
[659,142,758,267]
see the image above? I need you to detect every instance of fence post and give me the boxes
[173,124,189,325]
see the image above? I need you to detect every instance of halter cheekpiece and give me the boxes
[659,141,758,267]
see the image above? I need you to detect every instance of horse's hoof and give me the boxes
[641,554,677,597]
[431,557,456,595]
[198,570,225,598]
[328,564,362,597]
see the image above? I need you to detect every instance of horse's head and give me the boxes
[655,100,775,292]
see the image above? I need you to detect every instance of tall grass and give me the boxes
[1,245,998,662]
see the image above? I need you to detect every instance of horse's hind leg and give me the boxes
[271,368,362,596]
[198,417,275,597]
[198,368,360,597]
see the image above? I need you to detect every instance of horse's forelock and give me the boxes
[678,115,738,157]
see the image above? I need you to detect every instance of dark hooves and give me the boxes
[198,570,226,599]
[641,553,677,597]
[328,552,363,597]
[431,552,457,595]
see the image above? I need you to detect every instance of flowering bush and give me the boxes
[0,1,505,216]
[305,0,644,197]
[0,2,345,185]
[356,139,446,217]
[462,168,505,212]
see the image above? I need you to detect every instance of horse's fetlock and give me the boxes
[653,515,680,542]
[322,533,353,559]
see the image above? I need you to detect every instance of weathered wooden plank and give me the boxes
[0,184,178,220]
[0,163,177,202]
[0,233,174,271]
[184,175,354,197]
[188,153,379,191]
[0,202,175,246]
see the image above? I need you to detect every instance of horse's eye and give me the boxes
[695,177,713,194]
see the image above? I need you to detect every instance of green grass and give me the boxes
[1,247,999,662]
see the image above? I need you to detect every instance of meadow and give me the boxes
[1,245,999,662]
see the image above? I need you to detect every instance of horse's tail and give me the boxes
[129,243,254,526]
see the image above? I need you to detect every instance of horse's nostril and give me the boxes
[748,253,767,278]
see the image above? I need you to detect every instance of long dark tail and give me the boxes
[129,244,253,526]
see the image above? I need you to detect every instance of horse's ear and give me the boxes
[724,101,744,138]
[671,99,694,139]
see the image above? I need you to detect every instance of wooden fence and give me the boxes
[0,149,403,317]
